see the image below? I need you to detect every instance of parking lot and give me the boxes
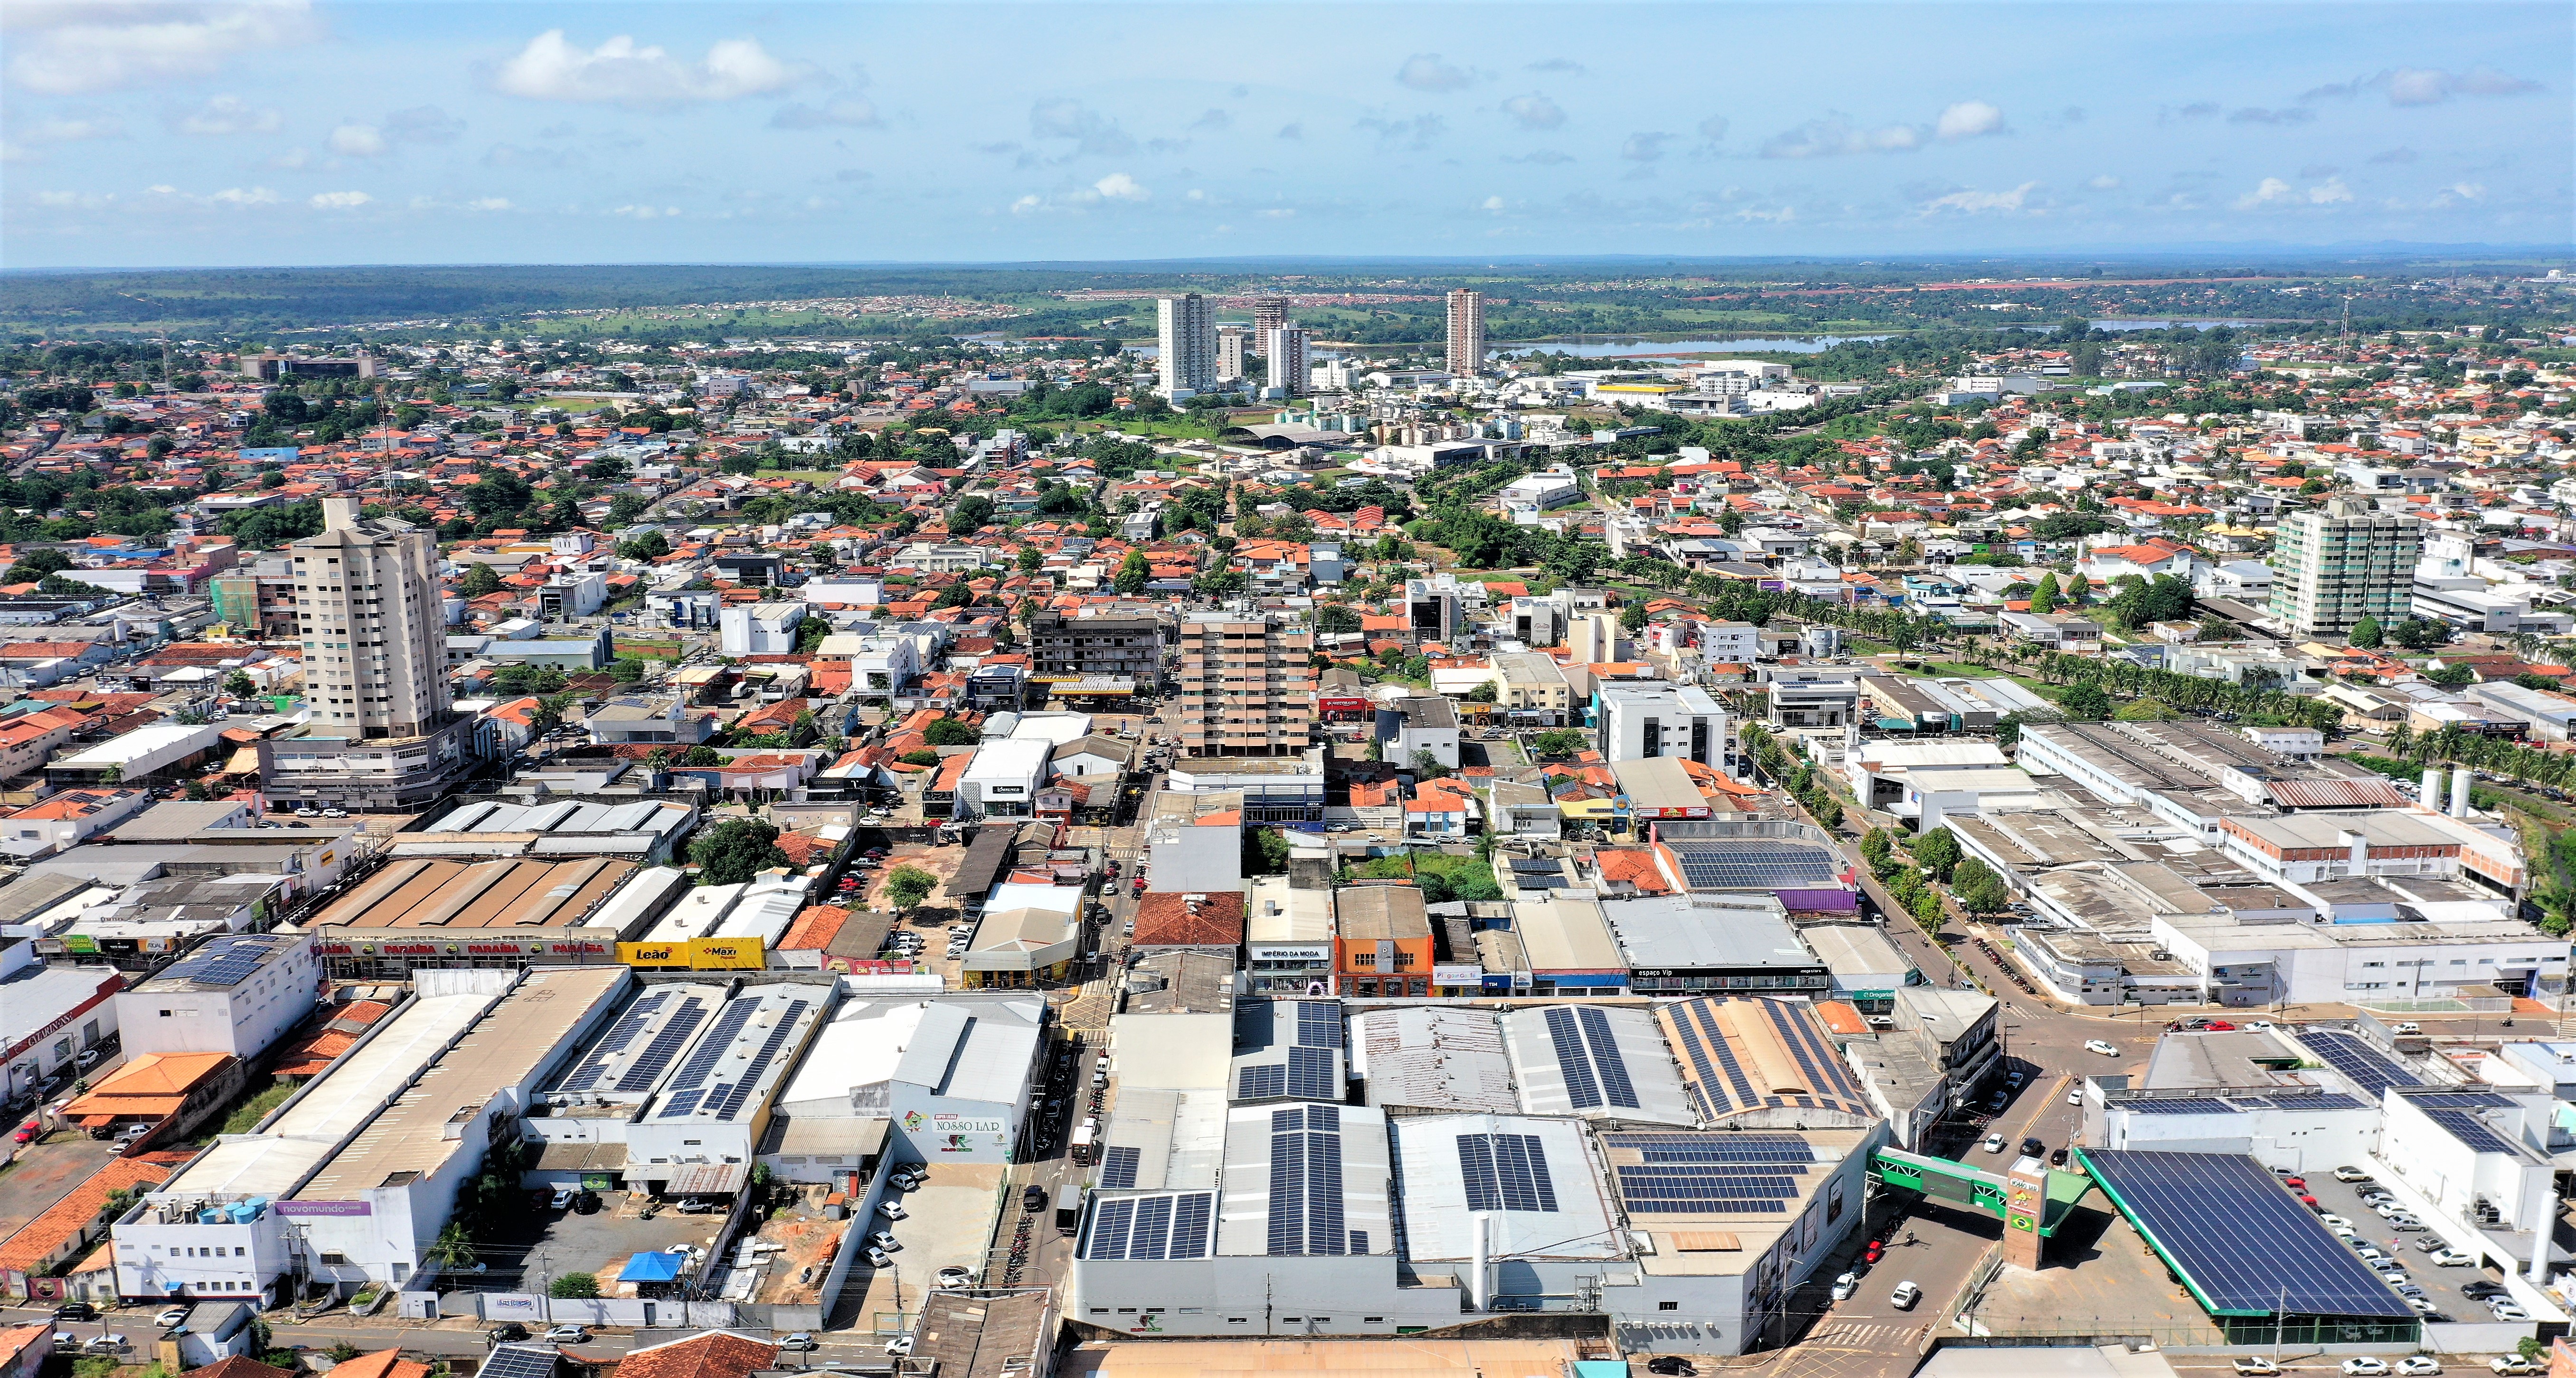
[480,1189,735,1295]
[2296,1168,2504,1326]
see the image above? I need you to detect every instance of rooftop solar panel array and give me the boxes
[158,933,292,989]
[2401,1090,2516,1109]
[2113,1093,2369,1116]
[2080,1150,2414,1319]
[1666,840,1840,891]
[703,998,811,1120]
[1601,1133,1817,1216]
[1293,1001,1343,1050]
[1542,1007,1642,1111]
[1455,1132,1560,1214]
[2424,1107,2520,1156]
[1285,1045,1340,1101]
[1080,1192,1216,1261]
[1237,1064,1285,1101]
[1663,998,1760,1119]
[1098,1144,1142,1190]
[477,1346,561,1378]
[1265,1104,1351,1256]
[2299,1030,2421,1096]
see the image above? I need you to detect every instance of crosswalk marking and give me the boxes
[1806,1321,1903,1346]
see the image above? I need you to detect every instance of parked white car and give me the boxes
[2085,1040,2119,1056]
[1830,1272,1858,1301]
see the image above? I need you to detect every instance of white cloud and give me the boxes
[4,0,318,95]
[214,185,279,205]
[469,197,514,211]
[1921,180,2040,215]
[1093,171,1147,201]
[1481,195,1506,211]
[172,94,281,136]
[2235,175,2349,209]
[1009,194,1043,215]
[35,189,114,208]
[771,97,880,130]
[1934,100,2005,140]
[330,123,385,156]
[2302,66,2543,105]
[308,189,368,208]
[2088,174,2122,190]
[1500,94,1564,131]
[1396,53,1473,92]
[23,115,126,142]
[1185,188,1205,201]
[492,29,805,109]
[610,204,679,218]
[1762,113,1923,158]
[1259,207,1294,218]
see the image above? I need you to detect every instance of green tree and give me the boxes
[221,670,256,698]
[1249,827,1294,876]
[2348,615,2384,650]
[899,748,942,767]
[2392,616,2449,652]
[1192,566,1246,600]
[689,819,791,886]
[1911,826,1963,882]
[456,563,504,597]
[881,865,938,913]
[2424,663,2476,689]
[548,1273,600,1300]
[2029,572,2060,614]
[1953,856,2012,916]
[1620,600,1648,632]
[1113,549,1151,596]
[1311,603,1362,635]
[2059,681,2112,721]
[618,530,673,561]
[1409,748,1449,781]
[1463,681,1498,703]
[423,1222,476,1272]
[924,717,980,746]
[1530,728,1588,758]
[2114,697,2180,721]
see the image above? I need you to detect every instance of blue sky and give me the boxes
[3,1,2567,267]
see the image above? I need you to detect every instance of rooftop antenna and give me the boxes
[2339,294,2353,349]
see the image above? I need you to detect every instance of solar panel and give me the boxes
[1295,1002,1343,1049]
[1664,1003,1728,1119]
[2403,1091,2515,1109]
[2425,1107,2519,1156]
[1545,1008,1603,1109]
[661,996,757,1101]
[1578,1007,1641,1109]
[708,999,811,1119]
[1284,1045,1340,1102]
[1237,1065,1286,1101]
[1081,1192,1214,1261]
[562,991,667,1093]
[2119,1098,2246,1116]
[1265,1111,1347,1256]
[160,934,286,988]
[1508,857,1562,873]
[616,997,708,1093]
[478,1346,560,1378]
[1516,875,1571,890]
[2300,1030,2421,1096]
[1099,1144,1142,1189]
[1607,1133,1817,1164]
[1456,1133,1561,1213]
[2081,1150,2414,1318]
[1759,998,1867,1105]
[1667,840,1840,891]
[659,1088,704,1118]
[1614,1165,1802,1213]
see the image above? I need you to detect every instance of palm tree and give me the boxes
[425,1223,476,1272]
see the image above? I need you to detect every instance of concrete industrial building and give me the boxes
[114,932,319,1062]
[768,991,1041,1169]
[2267,496,2424,638]
[1176,611,1315,757]
[1158,294,1217,398]
[1596,682,1733,773]
[113,966,628,1303]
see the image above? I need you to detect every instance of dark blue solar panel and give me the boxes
[1284,1045,1339,1101]
[479,1345,561,1378]
[1545,1008,1603,1109]
[1456,1133,1558,1213]
[616,997,708,1093]
[659,1087,704,1118]
[2404,1091,2515,1109]
[1615,1165,1802,1213]
[1082,1192,1213,1262]
[1578,1007,1641,1109]
[1238,1064,1285,1100]
[2425,1108,2519,1156]
[1664,1004,1727,1118]
[1760,997,1866,1105]
[661,996,757,1110]
[2120,1098,2246,1115]
[2300,1030,2421,1096]
[1265,1114,1346,1256]
[1607,1133,1815,1164]
[1295,1002,1343,1049]
[1668,840,1839,890]
[709,1000,810,1119]
[1099,1145,1142,1189]
[160,934,288,988]
[2081,1150,2414,1318]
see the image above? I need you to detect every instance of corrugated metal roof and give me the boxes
[2265,777,2408,809]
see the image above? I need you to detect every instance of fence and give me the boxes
[476,1293,743,1328]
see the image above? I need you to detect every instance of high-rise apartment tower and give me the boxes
[1251,295,1289,355]
[1177,611,1316,757]
[1263,325,1310,398]
[1157,293,1216,397]
[1445,288,1485,377]
[2268,496,2424,638]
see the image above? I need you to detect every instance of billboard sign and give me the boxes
[618,939,767,971]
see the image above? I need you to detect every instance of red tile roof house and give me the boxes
[1129,889,1246,956]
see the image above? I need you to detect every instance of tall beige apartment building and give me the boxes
[2267,495,2424,638]
[259,496,476,810]
[1445,287,1485,377]
[1177,611,1315,757]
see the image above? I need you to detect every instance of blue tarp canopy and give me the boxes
[621,1251,686,1283]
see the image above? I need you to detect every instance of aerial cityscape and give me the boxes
[0,5,2573,1378]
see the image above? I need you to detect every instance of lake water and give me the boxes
[2089,318,2271,331]
[1499,335,1895,357]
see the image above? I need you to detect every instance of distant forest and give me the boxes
[0,254,2560,342]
